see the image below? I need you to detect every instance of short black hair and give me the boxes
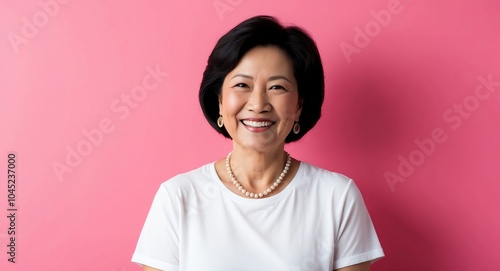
[199,15,324,143]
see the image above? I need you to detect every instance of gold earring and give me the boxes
[217,116,224,128]
[293,122,300,134]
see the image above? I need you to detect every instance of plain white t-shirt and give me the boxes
[132,161,384,271]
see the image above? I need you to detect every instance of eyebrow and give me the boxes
[231,74,292,83]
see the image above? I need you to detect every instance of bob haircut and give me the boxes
[199,15,324,143]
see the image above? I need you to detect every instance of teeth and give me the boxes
[242,120,273,128]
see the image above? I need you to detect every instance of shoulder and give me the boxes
[296,161,365,204]
[299,161,353,189]
[158,163,216,194]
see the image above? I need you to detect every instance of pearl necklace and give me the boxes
[225,152,291,199]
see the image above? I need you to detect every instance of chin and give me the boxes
[237,140,283,153]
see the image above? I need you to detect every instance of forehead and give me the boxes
[228,45,294,76]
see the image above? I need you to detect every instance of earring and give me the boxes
[293,122,300,134]
[217,116,224,128]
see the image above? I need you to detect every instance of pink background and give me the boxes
[1,0,499,270]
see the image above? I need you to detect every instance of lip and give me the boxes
[241,118,274,122]
[240,118,275,132]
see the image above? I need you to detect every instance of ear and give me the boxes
[295,98,304,121]
[218,95,222,115]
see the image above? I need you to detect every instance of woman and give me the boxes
[132,15,384,271]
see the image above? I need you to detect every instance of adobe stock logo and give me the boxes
[51,65,169,183]
[213,0,243,21]
[340,0,405,63]
[385,74,500,192]
[7,0,71,53]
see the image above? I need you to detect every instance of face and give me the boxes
[219,45,302,153]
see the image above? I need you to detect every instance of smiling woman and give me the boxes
[132,15,384,271]
[219,46,301,156]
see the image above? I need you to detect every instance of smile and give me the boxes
[241,120,274,128]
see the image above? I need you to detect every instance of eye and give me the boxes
[270,85,287,91]
[233,83,249,88]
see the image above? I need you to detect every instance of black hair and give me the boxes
[199,15,324,142]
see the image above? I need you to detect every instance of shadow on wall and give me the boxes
[323,43,479,181]
[320,46,482,270]
[371,204,444,271]
[330,51,461,158]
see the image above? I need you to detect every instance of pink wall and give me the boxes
[1,0,499,270]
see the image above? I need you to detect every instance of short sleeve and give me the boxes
[332,179,384,269]
[132,184,180,271]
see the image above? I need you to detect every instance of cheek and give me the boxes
[221,91,245,116]
[277,98,300,120]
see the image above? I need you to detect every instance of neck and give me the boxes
[228,145,288,192]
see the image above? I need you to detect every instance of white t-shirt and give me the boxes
[132,161,384,271]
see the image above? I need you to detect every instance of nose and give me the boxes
[246,84,271,113]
